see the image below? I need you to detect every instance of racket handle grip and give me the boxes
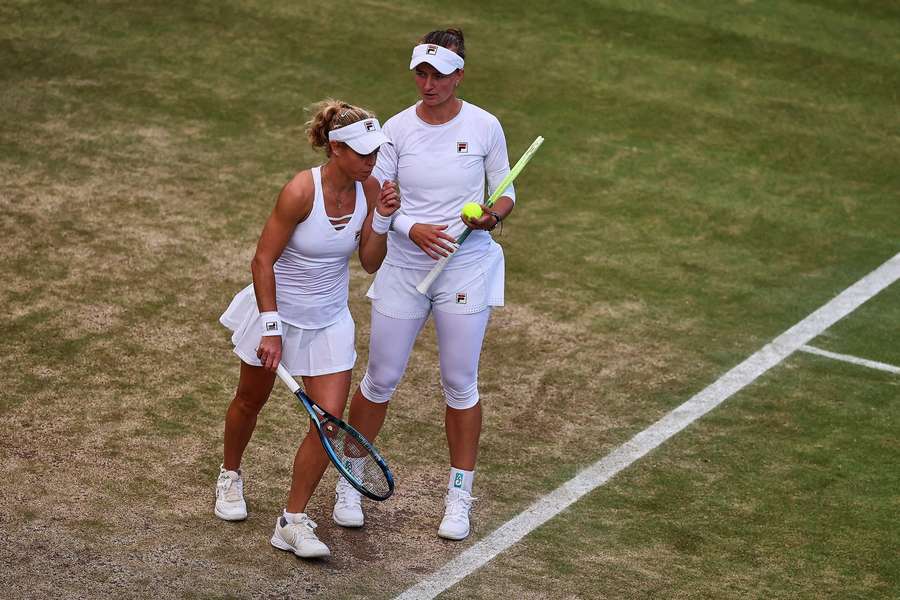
[416,256,449,294]
[275,363,299,392]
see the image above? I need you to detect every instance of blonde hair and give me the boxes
[305,99,376,155]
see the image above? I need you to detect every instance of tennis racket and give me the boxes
[416,135,544,294]
[275,363,395,501]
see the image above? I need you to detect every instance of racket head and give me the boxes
[292,390,394,501]
[278,365,394,501]
[316,413,395,501]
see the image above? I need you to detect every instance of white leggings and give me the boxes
[360,307,491,409]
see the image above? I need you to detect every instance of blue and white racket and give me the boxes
[276,364,394,501]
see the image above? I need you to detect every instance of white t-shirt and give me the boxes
[373,101,515,271]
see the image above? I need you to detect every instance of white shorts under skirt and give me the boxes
[219,284,357,376]
[366,244,505,319]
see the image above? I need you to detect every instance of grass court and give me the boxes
[1,1,897,598]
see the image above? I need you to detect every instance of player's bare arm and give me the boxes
[250,172,314,371]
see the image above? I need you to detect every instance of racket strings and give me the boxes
[324,422,391,498]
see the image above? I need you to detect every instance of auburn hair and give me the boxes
[305,99,376,155]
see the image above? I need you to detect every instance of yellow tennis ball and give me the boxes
[461,202,483,220]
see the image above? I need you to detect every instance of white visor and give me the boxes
[327,118,391,155]
[409,43,464,75]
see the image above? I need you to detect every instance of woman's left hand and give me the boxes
[462,204,499,230]
[376,181,400,217]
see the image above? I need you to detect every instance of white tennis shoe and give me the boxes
[214,465,247,521]
[270,514,331,558]
[438,488,476,540]
[333,477,364,527]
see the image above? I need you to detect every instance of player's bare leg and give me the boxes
[216,361,276,521]
[284,370,352,513]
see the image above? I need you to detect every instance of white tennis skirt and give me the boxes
[220,284,357,376]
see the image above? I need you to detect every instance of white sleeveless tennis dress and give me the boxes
[220,166,368,375]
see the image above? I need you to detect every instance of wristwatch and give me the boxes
[486,210,503,231]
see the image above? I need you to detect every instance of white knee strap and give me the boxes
[442,380,480,410]
[360,370,394,405]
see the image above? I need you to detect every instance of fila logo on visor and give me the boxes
[365,120,375,132]
[426,45,438,55]
[457,142,468,153]
[456,293,467,304]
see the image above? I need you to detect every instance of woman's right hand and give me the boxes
[409,223,458,260]
[256,335,283,372]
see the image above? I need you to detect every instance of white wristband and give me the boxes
[392,213,416,238]
[259,311,282,336]
[372,210,392,235]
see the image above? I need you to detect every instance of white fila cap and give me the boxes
[328,118,391,155]
[409,43,465,75]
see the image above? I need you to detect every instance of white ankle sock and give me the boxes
[448,467,474,494]
[283,510,303,523]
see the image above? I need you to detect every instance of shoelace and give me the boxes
[335,478,362,508]
[445,492,476,521]
[218,474,243,501]
[285,516,319,541]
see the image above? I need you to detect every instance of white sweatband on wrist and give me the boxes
[372,210,392,235]
[259,311,283,336]
[392,213,416,238]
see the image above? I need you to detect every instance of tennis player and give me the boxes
[215,99,397,559]
[337,28,515,540]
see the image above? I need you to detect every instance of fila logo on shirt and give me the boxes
[456,293,467,304]
[364,120,375,132]
[457,141,468,153]
[426,45,438,55]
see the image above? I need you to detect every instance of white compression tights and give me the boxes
[360,307,491,409]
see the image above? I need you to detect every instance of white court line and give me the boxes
[395,251,900,600]
[799,344,900,374]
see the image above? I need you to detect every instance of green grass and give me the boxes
[0,0,897,598]
[451,353,899,599]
